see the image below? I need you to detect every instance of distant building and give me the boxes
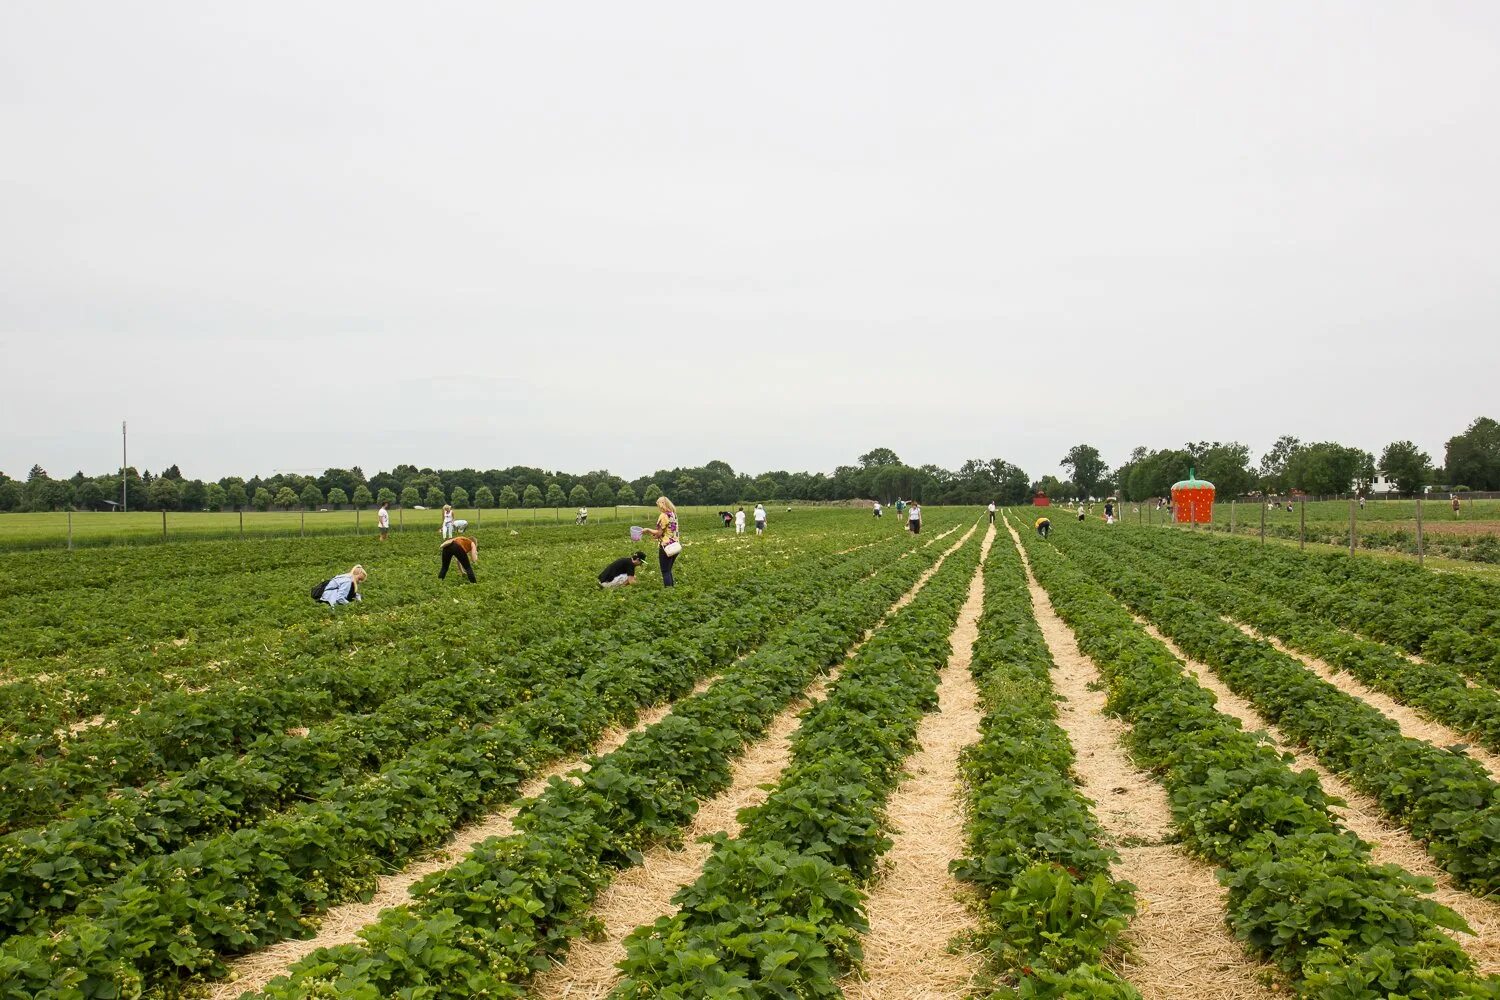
[1369,471,1400,496]
[1032,492,1051,507]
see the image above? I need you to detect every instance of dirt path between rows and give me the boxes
[840,523,995,999]
[529,524,981,998]
[1225,619,1500,781]
[210,676,717,1000]
[1006,522,1277,1000]
[1135,618,1500,977]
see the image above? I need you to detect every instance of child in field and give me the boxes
[439,535,478,582]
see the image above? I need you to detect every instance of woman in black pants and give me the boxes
[643,495,681,587]
[439,535,478,583]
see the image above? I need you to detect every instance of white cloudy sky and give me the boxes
[2,2,1497,483]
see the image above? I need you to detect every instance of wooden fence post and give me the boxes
[1260,501,1266,545]
[1230,500,1236,535]
[162,509,167,542]
[240,509,244,540]
[1416,496,1424,567]
[1299,501,1306,551]
[1349,498,1356,556]
[68,510,73,551]
[301,510,305,538]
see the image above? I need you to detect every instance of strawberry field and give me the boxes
[1,506,1498,999]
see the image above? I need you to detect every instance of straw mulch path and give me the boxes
[1227,618,1500,780]
[530,523,982,998]
[840,523,995,999]
[1007,525,1279,1000]
[209,677,715,1000]
[1138,619,1500,977]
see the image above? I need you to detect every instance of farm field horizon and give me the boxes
[2,505,1499,998]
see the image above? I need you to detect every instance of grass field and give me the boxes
[0,504,796,550]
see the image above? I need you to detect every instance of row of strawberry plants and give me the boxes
[951,534,1140,998]
[1052,529,1500,893]
[0,529,891,832]
[248,529,963,998]
[0,540,908,938]
[0,542,933,997]
[1074,527,1500,755]
[608,531,984,998]
[1132,526,1500,686]
[1011,520,1493,998]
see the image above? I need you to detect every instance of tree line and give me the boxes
[2,416,1495,513]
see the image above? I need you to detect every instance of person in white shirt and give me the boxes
[986,501,996,524]
[753,503,767,536]
[377,501,391,541]
[873,501,882,519]
[908,502,922,534]
[576,506,588,525]
[734,506,746,534]
[441,504,455,539]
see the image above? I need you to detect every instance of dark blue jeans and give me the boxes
[658,547,677,587]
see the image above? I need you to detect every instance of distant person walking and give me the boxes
[439,534,478,583]
[377,501,391,541]
[1453,495,1462,518]
[598,551,647,589]
[754,503,767,536]
[908,502,922,535]
[1104,500,1115,524]
[735,506,746,534]
[1035,516,1051,538]
[313,565,366,608]
[873,501,882,518]
[644,496,681,587]
[576,506,588,525]
[1077,504,1086,522]
[441,504,456,539]
[987,501,996,524]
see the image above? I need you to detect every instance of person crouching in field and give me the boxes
[314,565,366,607]
[439,534,478,583]
[599,551,647,588]
[1035,516,1051,539]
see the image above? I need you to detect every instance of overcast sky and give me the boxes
[2,2,1497,484]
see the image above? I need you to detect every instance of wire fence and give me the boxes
[0,504,770,552]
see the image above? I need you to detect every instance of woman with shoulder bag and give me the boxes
[644,495,681,587]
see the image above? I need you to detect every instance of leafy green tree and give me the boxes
[301,484,324,509]
[616,483,638,506]
[498,485,519,508]
[226,482,248,510]
[592,481,616,506]
[204,483,227,511]
[181,480,207,510]
[1286,442,1370,496]
[1444,416,1500,490]
[858,447,902,468]
[400,486,420,507]
[642,482,663,505]
[149,477,181,511]
[522,484,544,508]
[352,485,373,507]
[1258,435,1303,492]
[474,485,495,508]
[545,482,567,507]
[0,478,20,512]
[377,487,397,506]
[75,480,106,510]
[673,475,701,504]
[450,486,469,508]
[253,487,273,511]
[274,486,298,510]
[1379,441,1432,495]
[1184,441,1255,498]
[1060,444,1107,500]
[425,486,445,507]
[569,484,590,507]
[326,487,349,507]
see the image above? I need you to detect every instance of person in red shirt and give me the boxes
[439,534,478,583]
